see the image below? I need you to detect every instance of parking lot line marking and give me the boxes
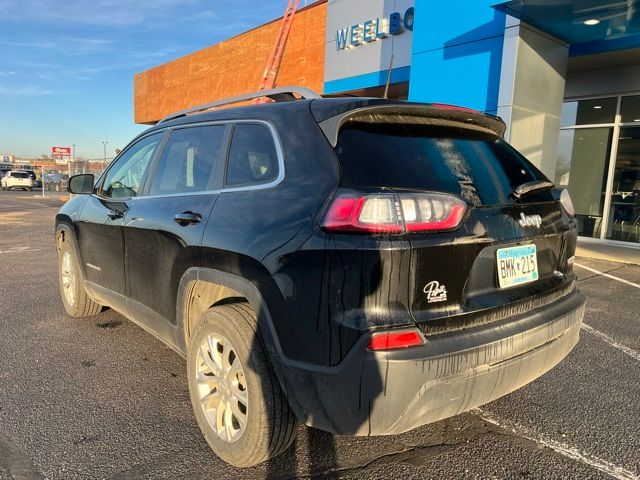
[0,247,43,255]
[574,262,640,289]
[581,324,640,362]
[475,409,640,480]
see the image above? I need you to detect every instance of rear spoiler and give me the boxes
[314,104,507,148]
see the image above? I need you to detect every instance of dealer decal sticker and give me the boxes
[423,281,447,303]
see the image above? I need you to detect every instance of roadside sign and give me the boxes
[51,146,71,158]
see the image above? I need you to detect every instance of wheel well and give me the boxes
[183,280,250,343]
[56,229,66,252]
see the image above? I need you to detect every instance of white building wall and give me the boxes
[324,0,414,86]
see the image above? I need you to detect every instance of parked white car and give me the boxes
[1,171,33,191]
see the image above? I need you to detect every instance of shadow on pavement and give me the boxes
[264,427,338,480]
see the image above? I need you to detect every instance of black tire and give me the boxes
[187,303,297,467]
[58,240,103,317]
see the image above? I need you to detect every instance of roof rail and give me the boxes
[157,86,321,124]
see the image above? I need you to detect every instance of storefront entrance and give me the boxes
[556,94,640,245]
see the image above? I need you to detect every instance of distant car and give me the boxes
[24,170,42,188]
[1,170,33,191]
[0,168,10,179]
[43,173,55,190]
[24,170,40,187]
[44,173,69,192]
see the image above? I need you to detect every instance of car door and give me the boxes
[75,131,165,307]
[122,123,229,343]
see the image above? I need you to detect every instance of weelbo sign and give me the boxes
[51,146,71,157]
[335,7,414,50]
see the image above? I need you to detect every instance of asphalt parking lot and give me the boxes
[0,189,638,480]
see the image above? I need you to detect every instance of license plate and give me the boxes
[496,244,538,289]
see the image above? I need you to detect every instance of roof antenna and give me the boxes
[383,54,394,99]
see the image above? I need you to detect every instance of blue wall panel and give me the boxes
[409,0,506,112]
[324,66,411,95]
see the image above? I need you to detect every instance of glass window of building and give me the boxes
[560,97,617,127]
[606,126,640,243]
[620,95,640,124]
[555,128,612,238]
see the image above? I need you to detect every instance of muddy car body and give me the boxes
[55,89,585,467]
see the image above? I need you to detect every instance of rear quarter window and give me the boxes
[335,123,548,205]
[225,123,279,188]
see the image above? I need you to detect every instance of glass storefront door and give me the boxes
[557,95,640,245]
[555,128,612,238]
[607,127,640,243]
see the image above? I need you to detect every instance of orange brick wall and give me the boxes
[134,1,327,124]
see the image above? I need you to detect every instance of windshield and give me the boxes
[335,123,550,206]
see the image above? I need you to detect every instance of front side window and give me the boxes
[99,132,163,198]
[225,123,279,187]
[149,125,225,196]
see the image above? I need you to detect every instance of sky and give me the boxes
[0,0,289,160]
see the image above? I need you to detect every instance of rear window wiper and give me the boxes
[512,180,554,199]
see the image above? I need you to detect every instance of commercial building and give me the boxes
[135,0,640,248]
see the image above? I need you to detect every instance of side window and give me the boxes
[100,133,162,199]
[226,123,279,187]
[149,125,225,196]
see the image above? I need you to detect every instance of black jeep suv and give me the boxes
[56,87,585,467]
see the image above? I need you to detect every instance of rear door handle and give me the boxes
[174,211,202,226]
[107,209,124,220]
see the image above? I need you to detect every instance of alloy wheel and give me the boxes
[195,334,248,443]
[61,251,76,306]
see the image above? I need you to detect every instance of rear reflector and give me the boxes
[323,191,467,234]
[368,329,424,351]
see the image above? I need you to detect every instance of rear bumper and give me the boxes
[4,182,31,187]
[277,289,585,435]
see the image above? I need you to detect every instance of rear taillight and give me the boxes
[368,329,425,351]
[323,191,467,234]
[322,193,403,233]
[560,189,575,218]
[399,194,467,232]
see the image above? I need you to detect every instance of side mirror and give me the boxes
[68,174,94,194]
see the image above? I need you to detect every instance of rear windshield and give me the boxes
[12,172,30,178]
[335,123,549,205]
